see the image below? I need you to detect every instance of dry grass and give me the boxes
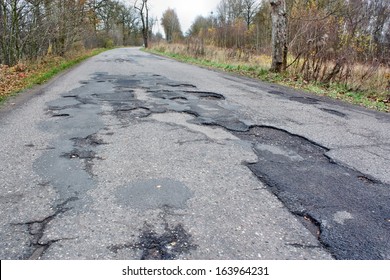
[153,42,271,69]
[149,42,389,112]
[0,49,106,102]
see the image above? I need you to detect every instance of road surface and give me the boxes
[0,48,389,260]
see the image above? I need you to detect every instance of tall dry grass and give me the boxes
[152,42,271,70]
[150,42,390,111]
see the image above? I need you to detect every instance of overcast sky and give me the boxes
[147,0,221,34]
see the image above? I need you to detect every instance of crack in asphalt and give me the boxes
[88,72,389,259]
[286,243,321,249]
[30,71,390,260]
[83,72,388,259]
[14,197,78,260]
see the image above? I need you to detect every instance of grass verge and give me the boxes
[0,48,108,104]
[147,45,389,113]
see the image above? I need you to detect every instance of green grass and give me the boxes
[27,48,107,87]
[149,49,270,80]
[0,95,6,103]
[146,48,389,112]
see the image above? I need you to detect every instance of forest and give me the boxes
[1,0,389,110]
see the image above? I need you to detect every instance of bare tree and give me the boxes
[270,0,287,72]
[217,0,244,24]
[242,0,259,29]
[134,0,149,48]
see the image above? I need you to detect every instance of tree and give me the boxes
[270,0,287,72]
[161,8,182,43]
[0,0,146,66]
[188,15,212,37]
[117,4,139,45]
[217,0,244,24]
[242,0,259,29]
[134,0,149,47]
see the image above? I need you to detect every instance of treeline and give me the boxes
[187,0,390,62]
[0,0,149,66]
[183,0,390,87]
[2,0,389,90]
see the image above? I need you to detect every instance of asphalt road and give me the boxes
[0,48,389,260]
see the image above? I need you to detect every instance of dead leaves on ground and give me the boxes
[0,63,30,97]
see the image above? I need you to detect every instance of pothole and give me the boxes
[298,214,321,238]
[268,90,284,95]
[184,91,225,100]
[357,175,376,184]
[320,108,346,117]
[166,83,197,88]
[289,96,320,104]
[170,97,188,101]
[71,134,106,147]
[52,114,70,118]
[116,107,151,118]
[108,223,197,260]
[62,149,97,160]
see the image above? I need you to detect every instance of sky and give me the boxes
[147,0,221,35]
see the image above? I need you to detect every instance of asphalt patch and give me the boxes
[234,126,390,259]
[116,179,193,210]
[35,71,389,260]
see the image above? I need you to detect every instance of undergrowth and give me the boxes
[147,43,389,112]
[0,48,108,104]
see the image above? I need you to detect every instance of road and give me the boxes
[0,48,389,260]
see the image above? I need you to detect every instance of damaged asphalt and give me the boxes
[0,48,389,260]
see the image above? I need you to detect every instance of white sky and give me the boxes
[147,0,221,34]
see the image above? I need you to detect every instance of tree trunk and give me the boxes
[135,0,149,48]
[270,0,288,72]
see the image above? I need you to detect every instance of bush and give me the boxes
[104,39,114,49]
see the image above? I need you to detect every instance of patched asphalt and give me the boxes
[1,48,389,260]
